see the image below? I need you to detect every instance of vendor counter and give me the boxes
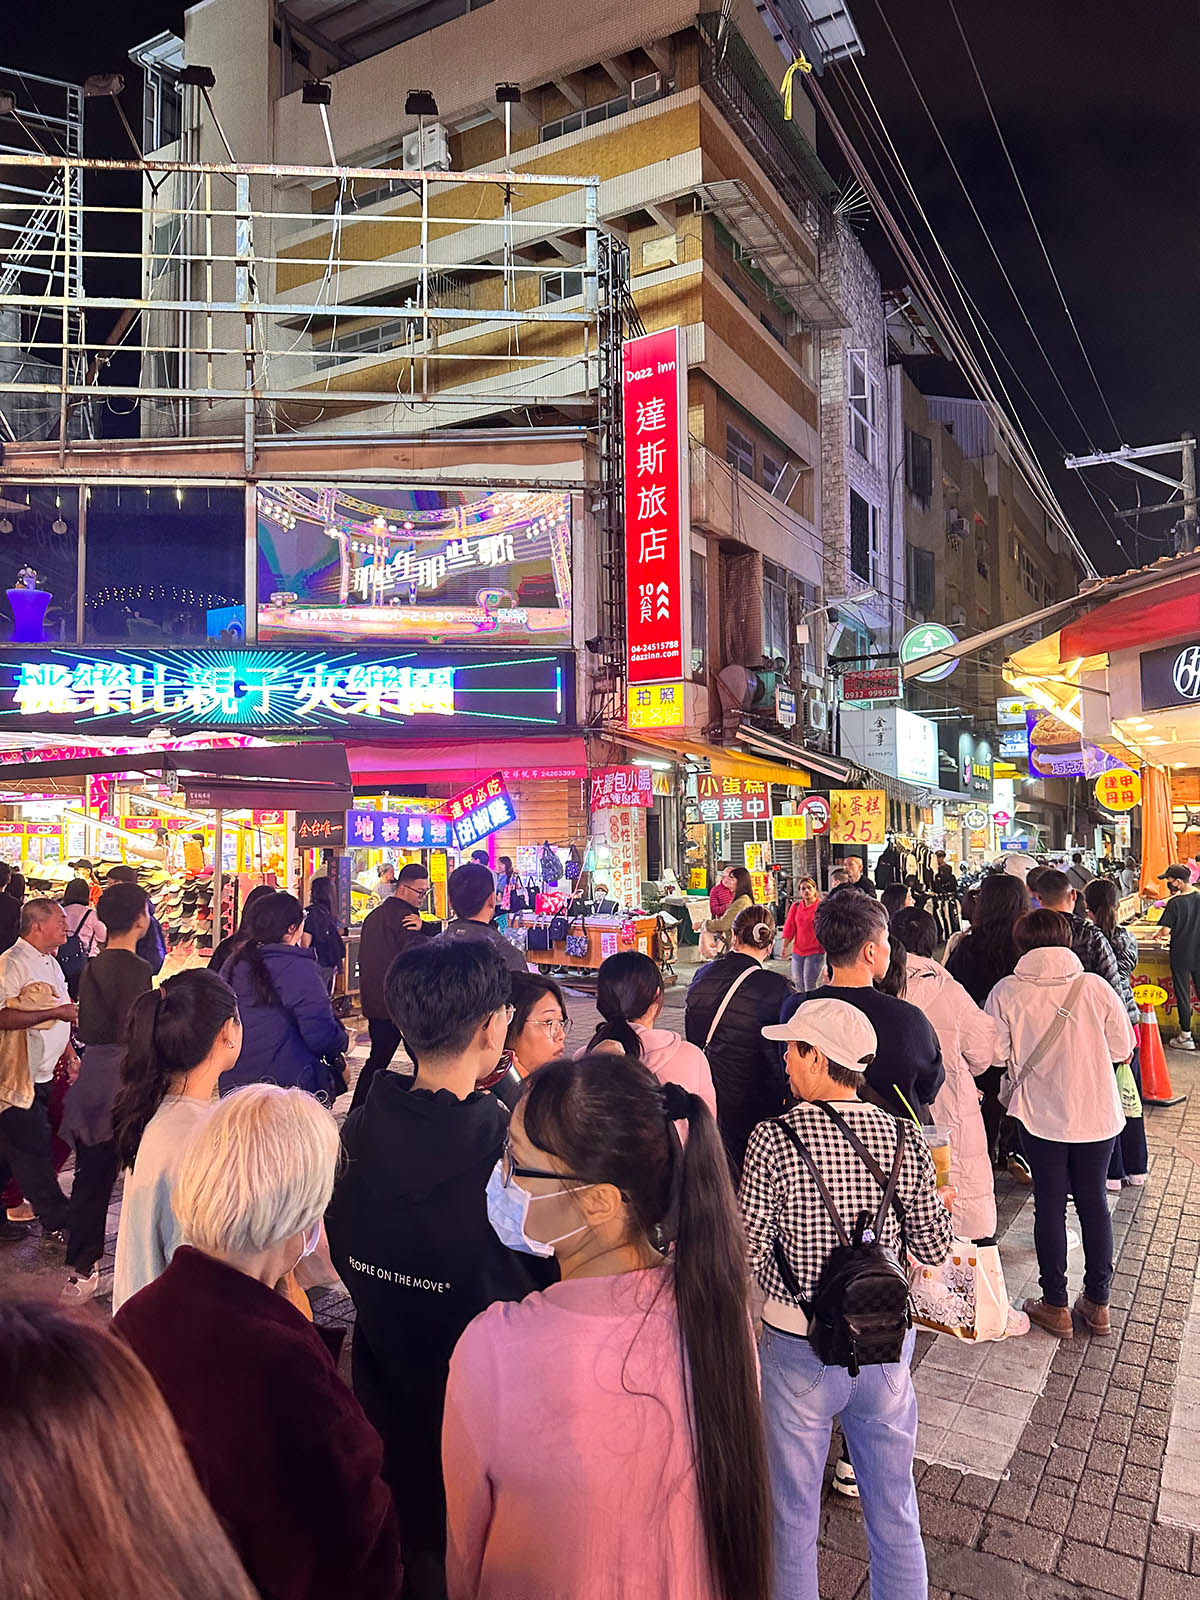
[1127,906,1183,1031]
[504,912,667,975]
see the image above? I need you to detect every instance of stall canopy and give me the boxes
[620,732,812,787]
[0,742,353,812]
[346,736,588,786]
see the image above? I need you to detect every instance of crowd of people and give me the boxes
[0,843,1175,1600]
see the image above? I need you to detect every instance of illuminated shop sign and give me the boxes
[0,649,571,734]
[257,484,573,647]
[1140,641,1200,711]
[622,328,690,685]
[446,772,516,848]
[348,809,453,849]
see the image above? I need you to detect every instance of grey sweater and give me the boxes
[112,1096,214,1311]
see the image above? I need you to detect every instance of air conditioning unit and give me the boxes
[948,512,967,538]
[401,122,451,171]
[805,696,829,732]
[630,71,662,105]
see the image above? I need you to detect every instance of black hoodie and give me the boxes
[324,1071,554,1586]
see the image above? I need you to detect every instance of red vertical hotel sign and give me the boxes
[622,327,689,685]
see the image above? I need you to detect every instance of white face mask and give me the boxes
[485,1160,594,1258]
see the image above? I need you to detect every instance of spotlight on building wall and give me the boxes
[83,74,125,98]
[495,83,521,104]
[405,90,439,118]
[177,65,217,89]
[302,79,332,105]
[0,92,16,117]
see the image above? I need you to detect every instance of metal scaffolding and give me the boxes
[0,151,610,467]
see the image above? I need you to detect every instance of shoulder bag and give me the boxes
[705,963,760,1048]
[1000,972,1087,1107]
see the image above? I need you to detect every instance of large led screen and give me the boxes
[256,484,572,646]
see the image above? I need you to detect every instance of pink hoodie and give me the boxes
[630,1023,717,1119]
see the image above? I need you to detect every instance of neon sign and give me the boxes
[0,649,571,734]
[446,772,516,848]
[348,809,453,849]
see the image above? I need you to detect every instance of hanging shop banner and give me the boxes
[296,811,347,847]
[257,484,573,647]
[622,327,690,685]
[840,665,902,704]
[830,789,886,845]
[1095,768,1142,812]
[590,766,654,810]
[696,774,772,823]
[998,727,1030,761]
[626,681,684,730]
[446,772,517,849]
[799,794,831,834]
[775,685,797,727]
[251,809,286,826]
[772,814,808,841]
[840,706,938,786]
[348,809,453,849]
[900,623,958,684]
[996,696,1028,726]
[1026,709,1121,779]
[0,648,572,735]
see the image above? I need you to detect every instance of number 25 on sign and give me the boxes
[830,789,886,845]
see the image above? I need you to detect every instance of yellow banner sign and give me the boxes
[772,814,808,841]
[830,789,886,845]
[626,681,685,730]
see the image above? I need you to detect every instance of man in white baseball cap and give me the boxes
[741,996,953,1600]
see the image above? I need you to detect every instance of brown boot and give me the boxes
[1074,1294,1111,1336]
[1023,1297,1073,1337]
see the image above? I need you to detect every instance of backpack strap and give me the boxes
[816,1102,908,1240]
[770,1118,852,1249]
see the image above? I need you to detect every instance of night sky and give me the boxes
[8,0,1197,576]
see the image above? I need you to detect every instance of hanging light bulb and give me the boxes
[52,516,68,535]
[0,518,11,535]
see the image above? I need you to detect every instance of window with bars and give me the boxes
[906,545,936,615]
[905,429,933,502]
[762,559,790,664]
[726,424,755,478]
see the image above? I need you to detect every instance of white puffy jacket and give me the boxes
[903,953,997,1241]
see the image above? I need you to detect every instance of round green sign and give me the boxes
[901,623,959,684]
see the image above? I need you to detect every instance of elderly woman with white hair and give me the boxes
[113,1083,403,1600]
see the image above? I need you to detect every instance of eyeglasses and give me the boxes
[531,1016,570,1037]
[500,1137,582,1189]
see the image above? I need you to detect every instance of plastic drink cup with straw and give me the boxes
[892,1085,952,1188]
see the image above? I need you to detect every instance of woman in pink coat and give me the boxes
[891,909,997,1240]
[583,952,717,1118]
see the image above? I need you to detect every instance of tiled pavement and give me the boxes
[5,980,1200,1600]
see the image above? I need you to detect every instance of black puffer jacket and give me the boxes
[684,952,793,1178]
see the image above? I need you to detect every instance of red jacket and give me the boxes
[782,900,822,957]
[115,1247,402,1600]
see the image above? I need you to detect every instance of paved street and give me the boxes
[3,975,1200,1600]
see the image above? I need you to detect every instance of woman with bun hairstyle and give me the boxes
[443,1053,771,1600]
[584,951,716,1116]
[684,905,793,1178]
[111,968,243,1311]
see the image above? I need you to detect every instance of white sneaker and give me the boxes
[1005,1305,1032,1338]
[1169,1033,1196,1050]
[832,1455,860,1499]
[6,1202,34,1223]
[61,1268,108,1303]
[1106,1179,1123,1192]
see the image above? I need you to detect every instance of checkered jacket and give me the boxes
[739,1100,954,1308]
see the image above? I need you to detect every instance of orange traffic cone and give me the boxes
[1139,1003,1186,1107]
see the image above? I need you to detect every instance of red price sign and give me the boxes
[622,327,689,685]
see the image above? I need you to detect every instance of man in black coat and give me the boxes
[352,861,432,1109]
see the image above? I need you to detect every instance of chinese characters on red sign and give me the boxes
[446,771,516,849]
[696,774,773,823]
[591,766,654,810]
[622,327,689,687]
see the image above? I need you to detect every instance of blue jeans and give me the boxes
[1021,1129,1116,1306]
[791,951,826,992]
[760,1324,926,1600]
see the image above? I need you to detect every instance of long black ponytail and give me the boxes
[585,950,663,1059]
[227,891,303,1007]
[521,1054,772,1600]
[112,969,239,1170]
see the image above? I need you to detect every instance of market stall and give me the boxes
[504,910,670,978]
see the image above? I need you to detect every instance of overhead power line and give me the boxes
[944,0,1124,444]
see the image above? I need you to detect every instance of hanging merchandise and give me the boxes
[564,843,583,882]
[540,841,565,883]
[873,840,903,890]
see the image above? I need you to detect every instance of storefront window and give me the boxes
[0,483,80,643]
[690,551,707,678]
[83,486,244,644]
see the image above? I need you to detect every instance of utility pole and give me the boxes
[1065,437,1198,556]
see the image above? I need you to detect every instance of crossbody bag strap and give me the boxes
[704,963,759,1049]
[1014,972,1088,1084]
[817,1102,908,1238]
[771,1117,852,1248]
